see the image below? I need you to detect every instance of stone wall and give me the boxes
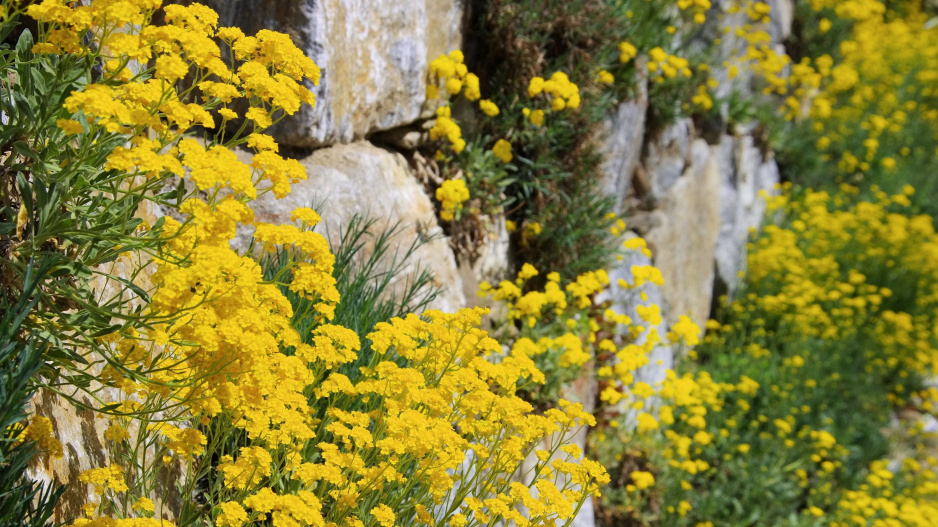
[29,0,792,522]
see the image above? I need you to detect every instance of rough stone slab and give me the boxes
[767,0,794,40]
[713,135,779,301]
[601,75,648,214]
[645,139,721,327]
[642,118,693,203]
[205,0,465,147]
[232,141,466,313]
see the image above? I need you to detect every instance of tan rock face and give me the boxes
[645,139,722,328]
[232,141,466,313]
[204,0,465,147]
[29,389,110,523]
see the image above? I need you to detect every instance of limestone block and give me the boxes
[205,0,465,147]
[645,139,722,327]
[713,135,779,301]
[601,74,648,213]
[767,0,795,40]
[458,214,512,317]
[642,119,693,202]
[232,141,466,313]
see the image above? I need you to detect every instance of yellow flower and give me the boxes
[436,179,470,221]
[217,501,248,527]
[155,55,189,82]
[636,412,659,431]
[218,446,272,490]
[631,470,655,490]
[492,139,512,163]
[370,504,395,527]
[464,73,481,100]
[79,465,128,494]
[133,497,155,513]
[56,119,84,134]
[21,416,64,458]
[479,99,499,116]
[446,76,463,94]
[245,107,272,129]
[669,315,701,346]
[524,221,542,238]
[291,207,321,227]
[217,26,245,41]
[618,41,637,63]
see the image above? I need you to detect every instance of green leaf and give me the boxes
[28,68,46,95]
[11,140,37,162]
[15,173,33,217]
[14,30,33,62]
[90,324,124,338]
[48,260,92,279]
[103,274,150,304]
[98,403,122,413]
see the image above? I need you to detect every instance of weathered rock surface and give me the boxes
[204,0,464,147]
[642,119,694,203]
[601,73,648,214]
[232,141,466,313]
[767,0,795,40]
[713,135,779,302]
[458,214,512,316]
[645,139,722,328]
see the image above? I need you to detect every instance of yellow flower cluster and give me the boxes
[480,228,677,414]
[429,105,465,153]
[480,98,500,116]
[428,49,502,155]
[832,459,938,526]
[718,18,791,95]
[79,465,129,496]
[690,85,714,111]
[19,415,64,459]
[618,41,638,64]
[522,107,545,126]
[677,0,712,24]
[783,0,938,178]
[597,69,615,84]
[647,47,692,82]
[492,138,513,163]
[429,49,480,100]
[436,178,470,221]
[528,72,581,111]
